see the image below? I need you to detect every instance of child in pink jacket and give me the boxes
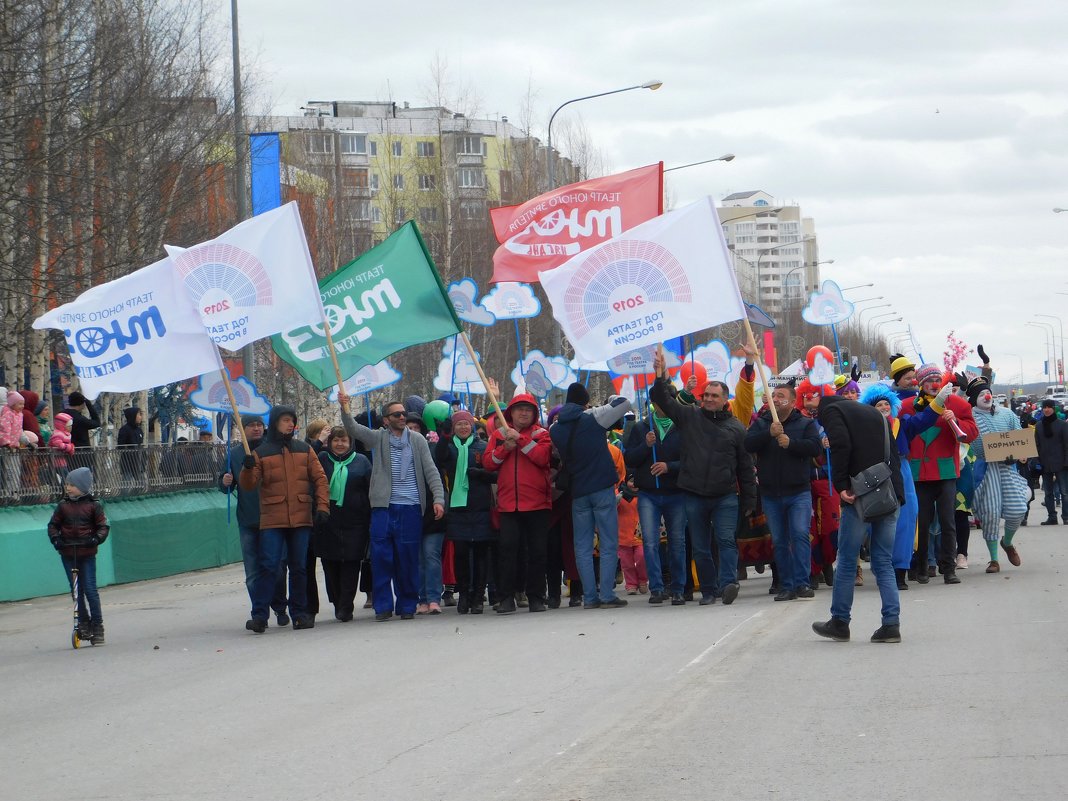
[0,391,25,448]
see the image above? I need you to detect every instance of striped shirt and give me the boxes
[389,431,420,506]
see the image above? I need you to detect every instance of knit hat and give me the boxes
[889,354,916,382]
[6,390,24,407]
[451,410,476,427]
[914,363,942,386]
[565,382,590,406]
[66,467,93,495]
[1042,398,1057,409]
[241,414,264,429]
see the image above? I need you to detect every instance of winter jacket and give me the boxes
[434,434,496,542]
[817,394,905,504]
[744,407,823,497]
[48,493,109,558]
[484,394,553,512]
[0,401,22,448]
[649,376,757,511]
[118,407,145,477]
[624,418,683,494]
[340,411,444,512]
[550,396,632,500]
[218,437,263,528]
[19,390,42,441]
[117,407,144,447]
[239,406,330,529]
[50,414,75,456]
[62,398,100,448]
[899,393,978,481]
[677,363,756,428]
[1034,414,1068,474]
[314,449,372,561]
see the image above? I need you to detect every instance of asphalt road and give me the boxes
[4,521,1067,801]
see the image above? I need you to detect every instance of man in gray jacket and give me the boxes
[339,392,444,621]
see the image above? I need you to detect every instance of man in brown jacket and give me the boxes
[239,405,329,632]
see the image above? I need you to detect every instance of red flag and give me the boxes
[489,163,663,283]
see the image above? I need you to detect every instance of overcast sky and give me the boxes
[229,0,1068,387]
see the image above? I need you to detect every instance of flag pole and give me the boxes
[459,330,509,430]
[741,316,779,425]
[215,349,251,456]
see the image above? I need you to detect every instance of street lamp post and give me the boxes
[873,317,903,334]
[858,303,892,324]
[547,80,663,189]
[1002,352,1025,392]
[1026,321,1055,380]
[664,154,734,172]
[841,283,874,292]
[754,237,813,307]
[1036,314,1065,384]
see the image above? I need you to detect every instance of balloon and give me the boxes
[422,399,450,432]
[805,345,834,369]
[679,360,708,388]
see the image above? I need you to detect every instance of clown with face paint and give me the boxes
[966,368,1029,573]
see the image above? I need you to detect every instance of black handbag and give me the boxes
[849,416,899,522]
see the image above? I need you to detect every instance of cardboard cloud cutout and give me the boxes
[515,361,555,399]
[510,349,576,390]
[190,372,272,416]
[434,338,486,394]
[328,360,402,401]
[689,340,733,382]
[801,280,855,326]
[448,278,496,326]
[480,282,541,319]
[607,345,682,376]
[808,353,837,386]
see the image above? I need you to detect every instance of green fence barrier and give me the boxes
[0,490,242,603]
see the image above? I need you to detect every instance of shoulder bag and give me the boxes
[849,416,899,522]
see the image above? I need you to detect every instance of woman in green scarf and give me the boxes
[315,426,372,622]
[434,411,497,614]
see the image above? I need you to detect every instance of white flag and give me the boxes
[165,201,323,350]
[32,258,219,400]
[538,197,746,365]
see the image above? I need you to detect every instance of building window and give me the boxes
[457,135,482,155]
[371,206,382,224]
[459,200,485,220]
[369,141,378,157]
[353,200,371,220]
[499,169,513,198]
[369,173,380,191]
[419,174,436,191]
[391,141,403,157]
[393,174,405,190]
[394,206,407,223]
[306,132,332,154]
[420,206,439,224]
[417,141,436,158]
[458,168,484,188]
[342,168,368,189]
[340,133,367,155]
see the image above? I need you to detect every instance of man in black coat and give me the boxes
[811,394,904,643]
[1035,399,1068,524]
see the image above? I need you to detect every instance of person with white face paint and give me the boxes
[966,374,1030,573]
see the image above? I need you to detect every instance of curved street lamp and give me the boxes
[664,154,734,172]
[858,303,892,323]
[873,317,903,333]
[1036,313,1064,383]
[1026,321,1055,380]
[547,80,663,189]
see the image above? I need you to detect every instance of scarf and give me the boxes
[328,451,358,507]
[1042,414,1056,438]
[389,427,414,482]
[450,435,473,507]
[649,404,674,441]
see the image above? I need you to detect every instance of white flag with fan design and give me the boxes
[538,197,746,365]
[165,201,323,350]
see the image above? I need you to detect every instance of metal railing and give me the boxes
[0,443,229,507]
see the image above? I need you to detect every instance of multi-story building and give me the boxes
[717,190,823,317]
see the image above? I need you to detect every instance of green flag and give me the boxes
[272,222,462,390]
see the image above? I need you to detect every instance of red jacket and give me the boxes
[899,393,978,481]
[484,394,552,512]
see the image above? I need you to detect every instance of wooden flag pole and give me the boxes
[215,351,251,456]
[320,313,346,390]
[742,316,780,425]
[459,330,510,431]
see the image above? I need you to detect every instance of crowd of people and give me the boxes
[33,340,1060,646]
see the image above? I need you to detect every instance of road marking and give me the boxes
[679,610,764,672]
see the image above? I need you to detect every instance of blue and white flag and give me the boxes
[32,257,218,399]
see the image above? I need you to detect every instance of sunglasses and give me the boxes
[387,411,407,419]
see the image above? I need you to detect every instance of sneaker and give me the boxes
[648,591,666,605]
[1000,540,1021,567]
[870,624,901,643]
[602,597,628,608]
[428,602,442,615]
[246,618,267,634]
[442,591,457,607]
[77,621,92,640]
[638,583,649,594]
[985,560,1001,574]
[582,600,602,610]
[292,616,315,629]
[943,572,961,585]
[497,596,518,615]
[682,590,694,602]
[796,586,815,600]
[276,612,290,627]
[528,598,547,613]
[416,603,430,615]
[855,567,864,587]
[812,617,851,641]
[627,588,639,595]
[774,589,797,602]
[722,583,740,605]
[375,611,392,622]
[89,624,105,645]
[955,553,969,570]
[400,613,415,620]
[363,599,373,609]
[670,594,686,606]
[516,592,529,608]
[699,594,716,606]
[568,596,583,608]
[927,565,937,577]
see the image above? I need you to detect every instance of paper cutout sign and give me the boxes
[980,429,1037,462]
[607,345,682,376]
[510,350,576,391]
[328,360,402,401]
[447,278,496,326]
[190,372,272,416]
[480,282,541,319]
[801,280,855,326]
[434,337,486,394]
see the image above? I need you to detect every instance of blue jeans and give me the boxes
[418,532,445,605]
[253,527,310,622]
[370,504,423,615]
[238,525,288,614]
[762,491,813,592]
[61,554,102,624]
[1042,470,1068,519]
[684,492,739,598]
[572,486,621,603]
[832,503,900,625]
[637,492,687,594]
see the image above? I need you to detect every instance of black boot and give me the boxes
[895,568,909,591]
[90,623,106,645]
[456,592,470,615]
[812,617,850,641]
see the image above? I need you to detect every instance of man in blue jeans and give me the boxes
[650,350,757,606]
[551,383,632,609]
[812,393,904,643]
[745,383,823,601]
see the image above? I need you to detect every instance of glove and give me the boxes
[1003,457,1016,466]
[87,536,100,546]
[242,455,256,470]
[850,361,861,382]
[50,538,62,552]
[931,382,954,414]
[314,509,331,527]
[977,344,989,365]
[438,417,453,438]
